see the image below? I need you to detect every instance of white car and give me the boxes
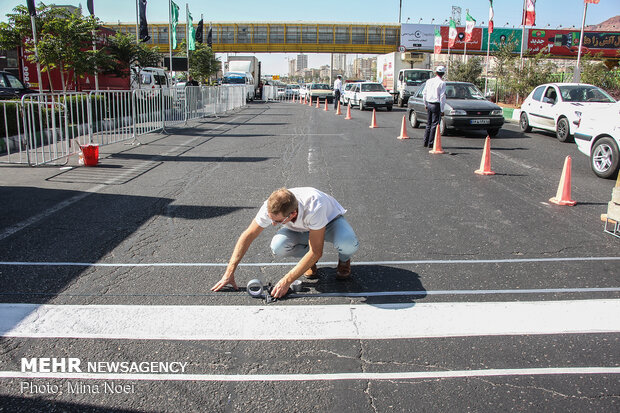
[348,82,394,111]
[340,82,358,105]
[574,102,620,179]
[519,83,615,142]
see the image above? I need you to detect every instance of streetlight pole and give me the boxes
[399,0,402,24]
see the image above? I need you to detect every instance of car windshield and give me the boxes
[361,83,386,92]
[403,71,431,86]
[312,84,329,89]
[153,75,168,86]
[445,84,484,100]
[223,76,246,84]
[558,85,615,103]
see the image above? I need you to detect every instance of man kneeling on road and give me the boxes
[211,187,359,298]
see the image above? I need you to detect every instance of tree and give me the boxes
[507,51,556,104]
[449,57,483,88]
[579,53,620,99]
[492,34,518,103]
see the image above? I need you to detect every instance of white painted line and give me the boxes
[1,287,619,299]
[1,300,618,341]
[1,367,618,382]
[1,256,619,267]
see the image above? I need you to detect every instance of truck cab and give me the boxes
[396,69,433,107]
[222,71,255,101]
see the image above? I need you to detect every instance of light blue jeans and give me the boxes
[270,216,359,262]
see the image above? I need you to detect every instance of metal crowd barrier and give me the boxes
[0,85,248,166]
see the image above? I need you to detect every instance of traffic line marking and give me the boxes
[1,367,618,382]
[1,256,619,267]
[1,299,618,341]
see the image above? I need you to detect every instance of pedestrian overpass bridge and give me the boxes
[103,22,401,54]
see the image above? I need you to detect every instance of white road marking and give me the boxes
[1,299,618,341]
[1,256,619,267]
[1,367,618,382]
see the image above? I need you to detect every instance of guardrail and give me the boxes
[0,85,249,166]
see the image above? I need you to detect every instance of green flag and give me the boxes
[170,1,179,50]
[187,10,196,51]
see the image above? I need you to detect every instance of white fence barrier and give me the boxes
[0,85,248,166]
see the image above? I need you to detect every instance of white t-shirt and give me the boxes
[255,187,347,232]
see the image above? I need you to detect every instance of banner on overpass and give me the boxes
[401,24,619,58]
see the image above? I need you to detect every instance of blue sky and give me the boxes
[2,0,619,75]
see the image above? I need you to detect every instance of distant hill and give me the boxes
[585,15,620,31]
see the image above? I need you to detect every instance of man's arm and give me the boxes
[270,227,325,298]
[211,220,264,291]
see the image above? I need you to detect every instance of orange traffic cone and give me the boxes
[429,124,445,154]
[475,136,496,175]
[324,99,329,111]
[549,156,577,206]
[345,104,352,120]
[292,95,296,103]
[397,115,409,140]
[336,101,342,115]
[316,98,320,108]
[369,109,378,128]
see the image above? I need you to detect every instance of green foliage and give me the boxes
[106,32,163,78]
[188,44,220,82]
[448,57,484,88]
[579,54,620,98]
[507,51,557,103]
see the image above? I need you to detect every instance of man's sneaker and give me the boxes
[336,260,351,280]
[304,264,318,279]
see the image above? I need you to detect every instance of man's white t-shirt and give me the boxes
[255,187,347,232]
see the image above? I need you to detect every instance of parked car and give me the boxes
[0,71,36,99]
[574,102,620,179]
[407,81,504,136]
[306,83,333,103]
[277,86,286,98]
[340,82,359,105]
[285,84,300,98]
[519,83,615,142]
[348,82,394,111]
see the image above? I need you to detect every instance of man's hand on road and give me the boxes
[270,277,292,298]
[211,274,238,292]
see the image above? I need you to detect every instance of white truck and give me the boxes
[226,56,261,100]
[376,52,433,107]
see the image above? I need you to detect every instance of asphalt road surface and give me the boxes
[1,100,618,412]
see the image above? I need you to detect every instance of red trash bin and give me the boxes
[80,144,99,166]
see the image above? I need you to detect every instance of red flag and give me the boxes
[523,0,536,26]
[488,0,494,34]
[584,0,600,3]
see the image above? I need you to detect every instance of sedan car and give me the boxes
[574,102,620,179]
[285,84,300,98]
[307,83,333,103]
[348,82,393,111]
[340,81,361,105]
[0,71,36,99]
[407,82,504,136]
[519,83,615,142]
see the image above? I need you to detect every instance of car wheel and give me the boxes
[487,128,500,137]
[409,111,419,128]
[520,112,532,133]
[359,101,364,111]
[386,105,393,111]
[556,117,572,142]
[398,96,404,107]
[591,136,619,179]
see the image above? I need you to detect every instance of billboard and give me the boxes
[400,24,619,58]
[528,29,620,58]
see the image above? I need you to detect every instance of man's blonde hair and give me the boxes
[267,188,298,216]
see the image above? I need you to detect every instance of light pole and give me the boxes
[399,0,402,24]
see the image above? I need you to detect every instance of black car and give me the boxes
[0,71,36,99]
[407,81,504,136]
